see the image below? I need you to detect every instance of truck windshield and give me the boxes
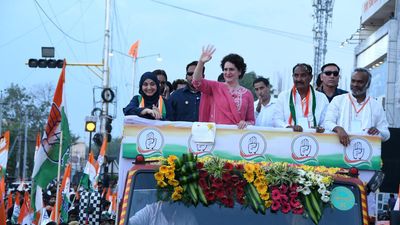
[126,171,362,225]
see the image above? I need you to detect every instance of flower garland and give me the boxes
[155,154,337,225]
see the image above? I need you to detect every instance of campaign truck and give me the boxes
[117,116,385,225]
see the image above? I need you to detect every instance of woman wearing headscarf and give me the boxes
[192,45,255,129]
[123,72,169,120]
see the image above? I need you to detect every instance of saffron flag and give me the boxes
[0,131,10,178]
[18,191,32,224]
[97,135,107,167]
[31,60,71,213]
[81,152,99,190]
[12,192,20,224]
[0,177,6,225]
[60,164,71,223]
[128,40,140,59]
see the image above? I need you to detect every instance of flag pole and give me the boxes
[132,58,138,95]
[54,130,64,222]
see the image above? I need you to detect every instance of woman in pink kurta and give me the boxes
[192,45,255,128]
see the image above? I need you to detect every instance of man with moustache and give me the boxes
[318,63,347,102]
[273,63,329,132]
[323,68,390,146]
[167,61,203,122]
[253,77,275,127]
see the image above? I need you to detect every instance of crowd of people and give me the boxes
[123,45,390,145]
[5,181,116,225]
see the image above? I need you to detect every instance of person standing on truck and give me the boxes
[253,77,275,127]
[167,61,203,122]
[129,201,198,225]
[323,68,390,146]
[318,63,348,102]
[192,45,255,129]
[273,63,329,132]
[123,72,170,120]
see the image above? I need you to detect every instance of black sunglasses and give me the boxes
[186,72,194,76]
[323,71,339,77]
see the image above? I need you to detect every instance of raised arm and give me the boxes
[193,45,216,82]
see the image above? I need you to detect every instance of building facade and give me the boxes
[354,0,400,128]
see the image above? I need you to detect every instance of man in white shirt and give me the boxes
[253,77,275,127]
[323,68,390,146]
[273,63,328,132]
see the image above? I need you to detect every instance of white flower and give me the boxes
[297,169,306,176]
[302,187,311,195]
[321,195,330,203]
[304,181,313,187]
[318,186,326,194]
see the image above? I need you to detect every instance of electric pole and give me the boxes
[312,0,334,83]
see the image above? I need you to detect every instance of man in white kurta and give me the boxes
[273,63,329,132]
[323,68,390,145]
[253,77,276,127]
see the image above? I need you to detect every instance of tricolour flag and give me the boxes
[60,164,71,223]
[0,131,10,178]
[12,192,20,224]
[31,60,71,213]
[81,152,99,190]
[18,191,32,224]
[128,40,140,59]
[0,177,6,225]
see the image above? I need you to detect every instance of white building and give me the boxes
[354,0,400,127]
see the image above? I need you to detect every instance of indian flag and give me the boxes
[0,131,10,178]
[81,152,99,190]
[31,61,71,213]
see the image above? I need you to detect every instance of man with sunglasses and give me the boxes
[318,63,348,102]
[167,61,203,122]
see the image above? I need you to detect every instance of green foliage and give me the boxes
[0,83,79,180]
[239,71,257,99]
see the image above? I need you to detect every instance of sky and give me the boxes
[0,0,365,144]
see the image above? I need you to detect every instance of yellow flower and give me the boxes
[254,164,261,172]
[165,171,175,180]
[168,179,180,187]
[253,178,263,187]
[154,172,164,181]
[322,176,332,185]
[174,186,183,193]
[244,164,255,173]
[157,180,168,188]
[171,192,182,201]
[264,200,273,208]
[167,155,178,165]
[260,192,270,201]
[159,165,169,174]
[256,184,268,194]
[243,172,254,183]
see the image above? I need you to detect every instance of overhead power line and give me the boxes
[33,0,102,44]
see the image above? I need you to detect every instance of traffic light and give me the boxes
[105,116,112,142]
[28,59,64,68]
[93,133,103,147]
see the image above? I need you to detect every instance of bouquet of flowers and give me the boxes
[155,154,338,225]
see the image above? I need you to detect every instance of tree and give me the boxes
[1,83,79,180]
[239,71,257,99]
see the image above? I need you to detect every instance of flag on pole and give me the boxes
[18,191,32,224]
[81,152,99,190]
[6,193,12,212]
[0,177,6,225]
[31,60,71,213]
[97,135,108,167]
[12,192,20,224]
[128,40,140,59]
[60,164,71,223]
[0,131,10,179]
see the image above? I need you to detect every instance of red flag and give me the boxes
[128,40,140,59]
